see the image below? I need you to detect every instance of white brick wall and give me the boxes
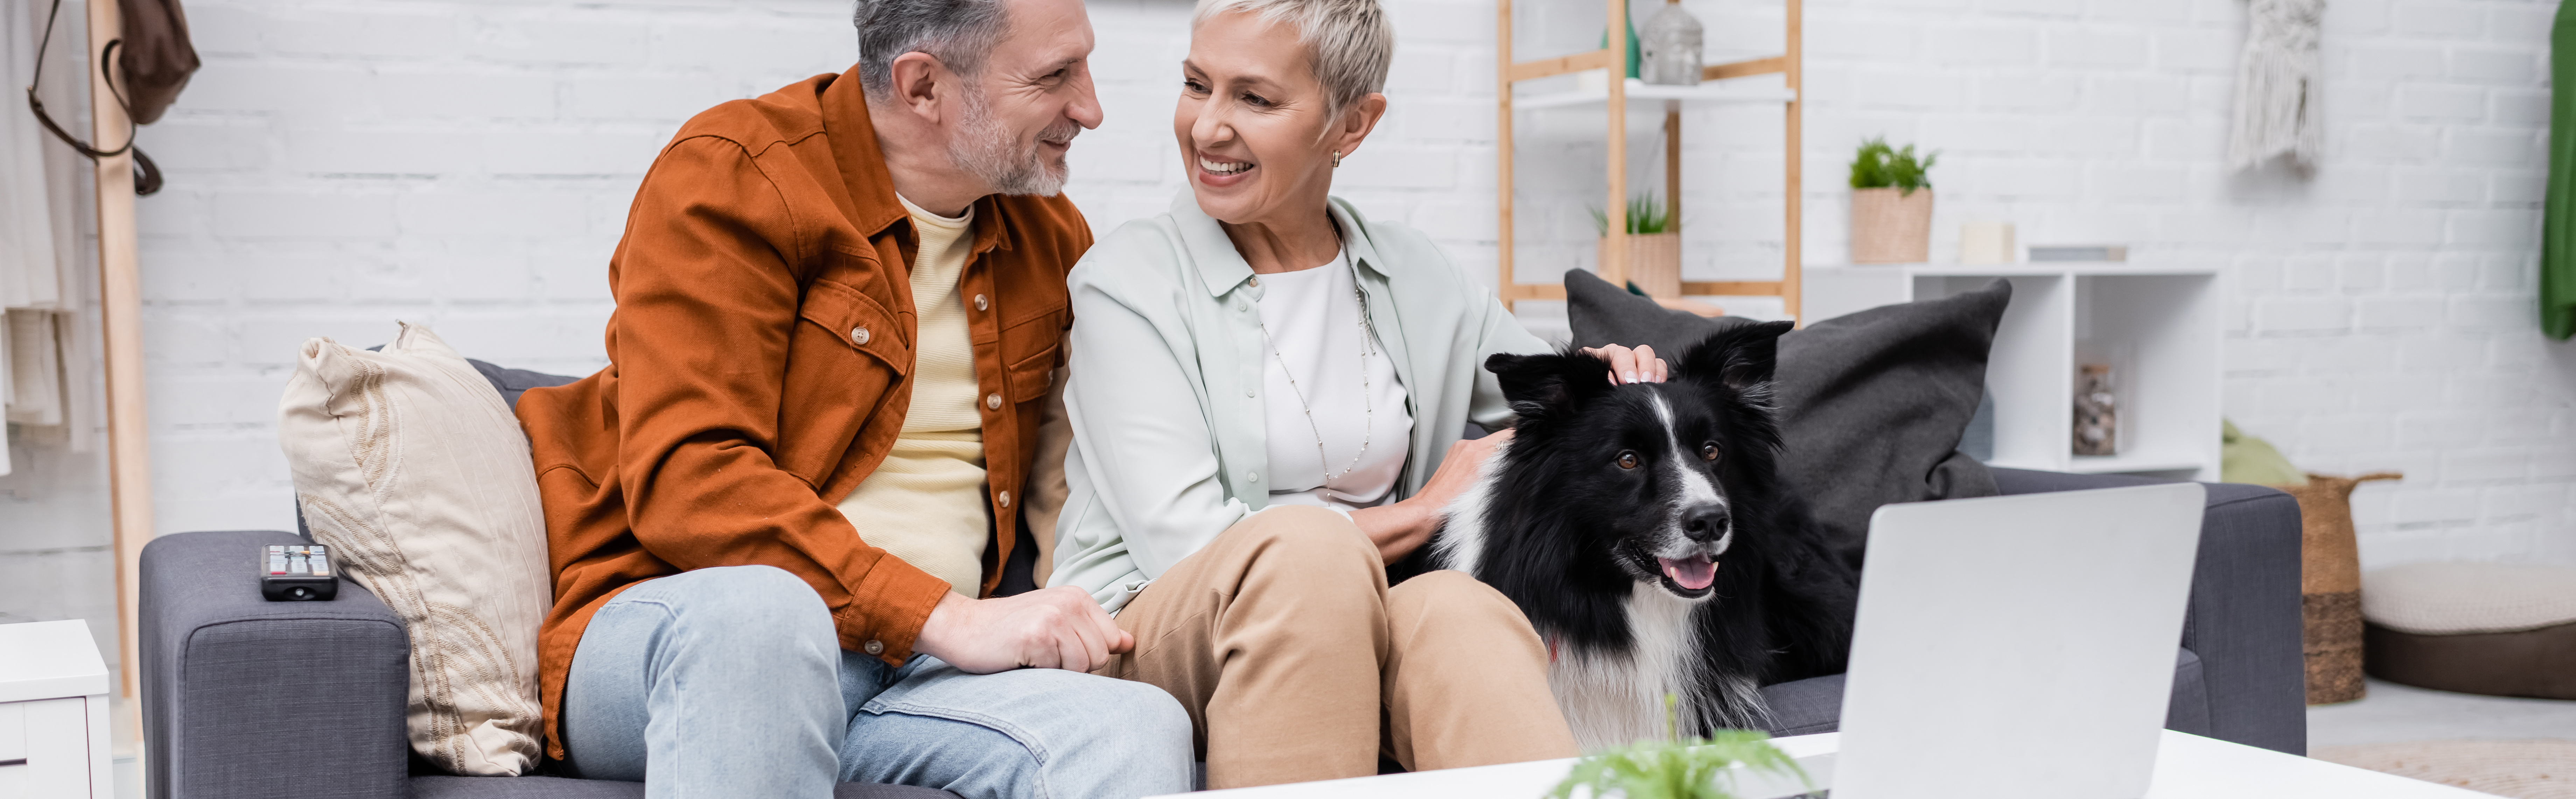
[7,0,2575,651]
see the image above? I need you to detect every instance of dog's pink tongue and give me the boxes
[1660,556,1718,590]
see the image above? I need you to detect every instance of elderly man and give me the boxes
[510,0,1193,795]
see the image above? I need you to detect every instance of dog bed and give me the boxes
[2362,563,2576,700]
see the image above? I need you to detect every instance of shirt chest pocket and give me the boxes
[779,278,912,480]
[999,307,1065,406]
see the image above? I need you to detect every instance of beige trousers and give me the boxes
[1094,505,1577,789]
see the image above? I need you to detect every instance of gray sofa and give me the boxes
[138,464,2303,798]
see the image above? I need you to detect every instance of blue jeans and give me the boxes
[558,565,1195,799]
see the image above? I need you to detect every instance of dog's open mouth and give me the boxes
[1658,554,1718,592]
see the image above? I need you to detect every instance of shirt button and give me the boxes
[850,326,870,346]
[985,393,1003,410]
[999,490,1013,508]
[1248,276,1260,287]
[863,639,884,656]
[1246,471,1260,482]
[973,294,989,311]
[1246,389,1255,398]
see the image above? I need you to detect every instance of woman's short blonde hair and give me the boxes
[1192,0,1395,119]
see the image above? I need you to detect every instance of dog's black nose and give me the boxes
[1681,505,1731,541]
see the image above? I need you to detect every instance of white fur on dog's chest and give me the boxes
[1547,583,1707,749]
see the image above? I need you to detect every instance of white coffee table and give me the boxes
[1164,729,2495,798]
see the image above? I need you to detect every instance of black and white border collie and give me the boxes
[1423,321,1857,749]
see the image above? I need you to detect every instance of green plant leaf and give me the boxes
[1850,136,1937,195]
[1591,190,1670,236]
[1545,696,1813,799]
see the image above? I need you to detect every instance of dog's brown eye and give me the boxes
[1617,451,1640,470]
[1700,442,1720,461]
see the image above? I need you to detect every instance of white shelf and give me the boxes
[1514,78,1797,111]
[1809,263,2219,277]
[1802,263,2222,480]
[2063,451,2210,475]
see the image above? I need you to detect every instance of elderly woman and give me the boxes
[1049,0,1670,787]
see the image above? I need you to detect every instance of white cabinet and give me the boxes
[1805,263,2222,481]
[0,620,113,798]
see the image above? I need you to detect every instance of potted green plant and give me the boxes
[1847,137,1937,264]
[1548,697,1814,799]
[1592,190,1681,298]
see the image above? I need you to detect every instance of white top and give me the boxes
[1254,249,1412,512]
[0,619,109,703]
[1153,730,2494,798]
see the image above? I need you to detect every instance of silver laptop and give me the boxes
[1830,483,2205,799]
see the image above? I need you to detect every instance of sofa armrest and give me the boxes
[1988,468,2306,755]
[143,530,412,799]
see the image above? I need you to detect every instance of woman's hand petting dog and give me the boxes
[1581,343,1668,385]
[1352,344,1659,564]
[915,587,1134,674]
[1354,430,1515,563]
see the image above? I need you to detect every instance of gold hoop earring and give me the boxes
[1331,150,1342,168]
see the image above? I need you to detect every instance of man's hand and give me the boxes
[912,586,1133,674]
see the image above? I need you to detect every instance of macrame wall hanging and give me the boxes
[2228,0,2326,171]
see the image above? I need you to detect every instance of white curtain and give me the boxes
[2,0,91,476]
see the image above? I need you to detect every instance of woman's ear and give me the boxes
[1330,92,1389,160]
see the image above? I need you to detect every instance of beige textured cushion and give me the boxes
[2361,562,2576,635]
[278,323,550,776]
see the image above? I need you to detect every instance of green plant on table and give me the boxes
[1848,136,1938,196]
[1547,696,1811,799]
[1591,191,1672,236]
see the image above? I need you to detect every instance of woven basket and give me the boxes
[1849,187,1932,264]
[2274,471,2402,705]
[1599,232,1682,298]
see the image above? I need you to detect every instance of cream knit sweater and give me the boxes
[836,196,989,595]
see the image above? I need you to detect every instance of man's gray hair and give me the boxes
[1191,0,1394,119]
[854,0,1012,98]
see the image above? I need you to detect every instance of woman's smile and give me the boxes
[1196,152,1256,184]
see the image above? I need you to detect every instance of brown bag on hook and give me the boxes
[113,0,201,125]
[24,0,202,195]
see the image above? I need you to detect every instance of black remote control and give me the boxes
[261,544,339,601]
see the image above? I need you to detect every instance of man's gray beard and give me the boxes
[951,91,1074,197]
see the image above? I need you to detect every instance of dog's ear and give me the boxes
[1679,320,1792,391]
[1487,349,1613,415]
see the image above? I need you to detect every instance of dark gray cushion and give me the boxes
[1564,270,2009,562]
[409,776,958,798]
[1757,648,2210,738]
[469,359,581,409]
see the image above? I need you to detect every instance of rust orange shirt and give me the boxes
[513,66,1086,759]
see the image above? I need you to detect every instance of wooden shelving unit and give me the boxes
[1494,0,1803,316]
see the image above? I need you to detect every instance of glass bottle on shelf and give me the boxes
[2074,364,2117,457]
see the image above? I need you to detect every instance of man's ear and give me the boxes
[1678,320,1792,391]
[886,51,951,122]
[1487,348,1613,417]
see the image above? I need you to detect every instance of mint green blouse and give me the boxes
[1049,191,1550,611]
